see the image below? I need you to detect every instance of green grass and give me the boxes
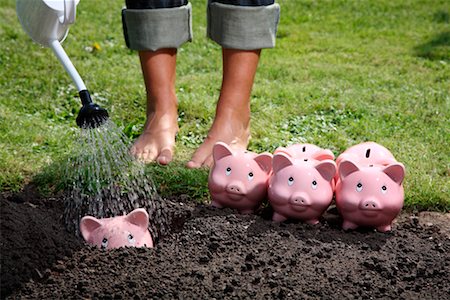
[0,0,448,210]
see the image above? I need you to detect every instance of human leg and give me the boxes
[186,48,259,168]
[131,49,178,165]
[186,0,280,168]
[122,0,192,164]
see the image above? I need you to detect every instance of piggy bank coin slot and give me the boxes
[365,148,371,158]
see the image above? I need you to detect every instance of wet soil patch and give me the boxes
[1,191,449,299]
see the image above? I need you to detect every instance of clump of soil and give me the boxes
[1,190,449,299]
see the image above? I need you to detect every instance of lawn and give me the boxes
[0,0,448,210]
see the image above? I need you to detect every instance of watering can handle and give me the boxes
[63,0,76,24]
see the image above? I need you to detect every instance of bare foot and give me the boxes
[186,110,250,168]
[187,49,260,168]
[130,109,178,165]
[131,49,179,165]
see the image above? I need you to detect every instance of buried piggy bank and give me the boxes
[268,144,336,224]
[208,142,272,214]
[335,142,405,232]
[80,208,153,249]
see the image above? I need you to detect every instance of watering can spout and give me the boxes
[76,90,109,129]
[49,40,109,129]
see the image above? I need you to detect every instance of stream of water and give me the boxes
[63,120,169,241]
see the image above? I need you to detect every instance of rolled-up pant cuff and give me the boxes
[207,2,280,50]
[122,3,192,51]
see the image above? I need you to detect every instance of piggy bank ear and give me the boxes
[312,149,335,161]
[125,208,149,230]
[254,153,273,174]
[273,147,289,156]
[382,163,405,185]
[338,160,360,181]
[80,216,103,242]
[382,158,398,166]
[273,153,294,173]
[315,160,336,182]
[336,153,353,167]
[212,142,233,161]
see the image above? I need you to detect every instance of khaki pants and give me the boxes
[122,0,280,51]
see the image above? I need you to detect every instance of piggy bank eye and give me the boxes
[311,180,318,190]
[225,167,232,176]
[128,234,135,244]
[101,237,108,249]
[356,182,363,192]
[288,177,294,186]
[248,172,254,181]
[381,185,387,194]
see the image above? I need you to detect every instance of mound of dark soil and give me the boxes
[1,190,449,299]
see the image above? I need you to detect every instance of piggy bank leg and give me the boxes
[376,224,392,233]
[342,220,358,231]
[305,219,320,225]
[211,200,224,208]
[240,209,255,215]
[272,212,287,222]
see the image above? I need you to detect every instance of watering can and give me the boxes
[16,0,109,128]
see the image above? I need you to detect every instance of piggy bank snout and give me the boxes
[359,198,382,211]
[289,194,311,206]
[226,182,246,195]
[227,184,245,194]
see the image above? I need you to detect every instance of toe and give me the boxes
[186,154,201,169]
[130,145,138,156]
[134,150,144,161]
[157,148,173,165]
[186,160,203,169]
[141,149,158,163]
[202,155,214,168]
[187,144,213,169]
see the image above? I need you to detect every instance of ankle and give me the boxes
[215,104,250,127]
[146,92,178,116]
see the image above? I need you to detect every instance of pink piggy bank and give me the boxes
[268,144,336,224]
[274,143,335,161]
[80,208,154,249]
[335,142,405,232]
[208,142,272,214]
[336,141,398,167]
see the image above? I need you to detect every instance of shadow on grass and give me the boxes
[432,10,449,23]
[414,31,450,61]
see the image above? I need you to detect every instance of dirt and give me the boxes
[1,189,449,300]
